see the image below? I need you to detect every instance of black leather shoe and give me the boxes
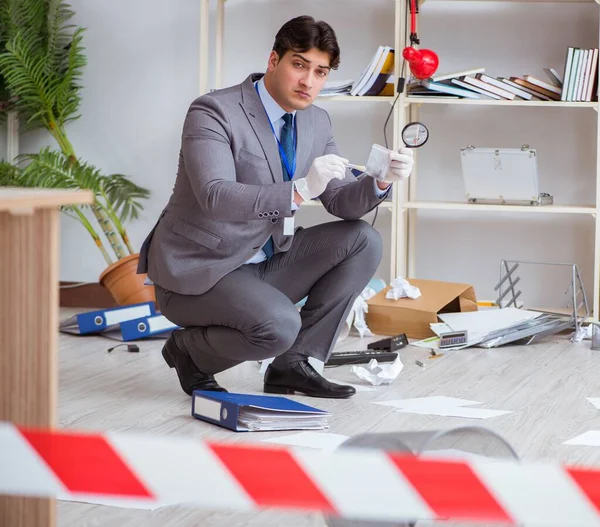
[264,361,356,399]
[161,334,227,396]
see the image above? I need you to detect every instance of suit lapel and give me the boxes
[294,109,313,181]
[240,75,282,183]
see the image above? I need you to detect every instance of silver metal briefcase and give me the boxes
[460,145,553,206]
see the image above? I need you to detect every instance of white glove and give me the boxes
[383,148,414,183]
[294,154,347,201]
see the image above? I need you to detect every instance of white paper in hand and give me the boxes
[386,277,421,300]
[351,355,403,386]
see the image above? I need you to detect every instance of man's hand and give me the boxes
[383,148,414,183]
[294,154,347,201]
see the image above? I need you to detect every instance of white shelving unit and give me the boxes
[198,0,406,281]
[399,0,600,320]
[198,0,600,319]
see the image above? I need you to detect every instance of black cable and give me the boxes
[383,0,410,150]
[374,0,411,229]
[107,343,140,353]
[383,93,400,152]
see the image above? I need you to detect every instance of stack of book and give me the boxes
[561,47,598,102]
[320,79,354,97]
[407,47,598,102]
[322,46,395,97]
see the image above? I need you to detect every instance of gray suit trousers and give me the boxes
[155,219,382,375]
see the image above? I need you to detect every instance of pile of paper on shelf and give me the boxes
[319,79,354,96]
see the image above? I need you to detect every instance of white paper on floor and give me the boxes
[396,407,513,419]
[324,379,376,392]
[262,431,349,450]
[351,355,403,386]
[587,397,600,410]
[373,396,512,419]
[563,431,600,446]
[374,396,482,409]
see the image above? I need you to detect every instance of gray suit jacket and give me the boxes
[138,73,388,295]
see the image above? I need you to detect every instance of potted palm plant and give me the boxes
[0,0,153,305]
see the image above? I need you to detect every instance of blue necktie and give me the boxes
[262,113,295,259]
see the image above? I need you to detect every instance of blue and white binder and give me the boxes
[59,302,156,335]
[119,314,179,341]
[192,391,330,432]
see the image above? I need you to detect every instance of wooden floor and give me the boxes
[55,307,600,526]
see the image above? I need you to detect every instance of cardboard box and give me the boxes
[366,279,478,339]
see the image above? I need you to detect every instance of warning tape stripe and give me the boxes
[4,422,600,526]
[21,428,154,498]
[209,443,336,512]
[105,431,256,510]
[292,447,435,521]
[390,454,513,522]
[568,467,600,515]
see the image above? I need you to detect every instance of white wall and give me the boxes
[18,0,201,280]
[11,0,599,310]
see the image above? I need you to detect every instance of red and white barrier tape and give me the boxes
[2,421,600,525]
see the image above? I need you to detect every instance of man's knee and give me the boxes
[347,219,383,265]
[247,305,301,359]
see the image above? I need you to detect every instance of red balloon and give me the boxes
[402,47,439,80]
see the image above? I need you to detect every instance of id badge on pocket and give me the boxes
[283,217,295,236]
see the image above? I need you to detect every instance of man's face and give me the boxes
[265,47,331,111]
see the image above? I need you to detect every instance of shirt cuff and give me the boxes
[373,178,391,198]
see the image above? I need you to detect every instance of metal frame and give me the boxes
[494,259,590,337]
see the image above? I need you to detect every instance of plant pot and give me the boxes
[99,254,156,306]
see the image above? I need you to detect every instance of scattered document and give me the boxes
[374,396,482,409]
[351,355,403,386]
[564,431,600,447]
[396,407,513,419]
[431,323,454,336]
[373,396,512,420]
[439,307,541,343]
[412,336,442,350]
[262,431,349,451]
[587,398,600,410]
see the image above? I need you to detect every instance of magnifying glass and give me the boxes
[344,122,430,174]
[401,121,429,148]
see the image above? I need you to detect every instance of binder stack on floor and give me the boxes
[59,302,156,335]
[192,391,331,432]
[59,302,179,341]
[120,313,179,341]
